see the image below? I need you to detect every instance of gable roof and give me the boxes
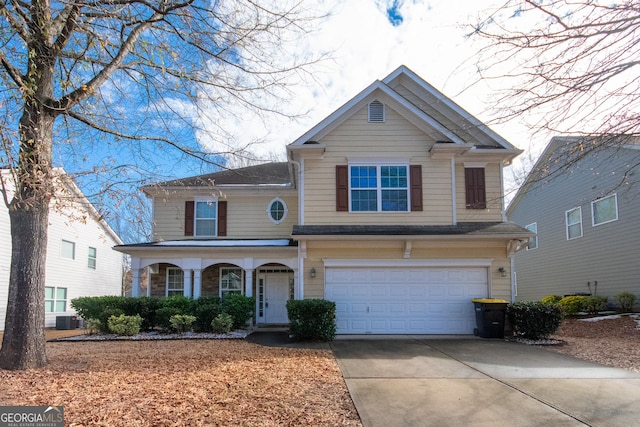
[506,135,640,215]
[288,65,521,162]
[142,162,292,193]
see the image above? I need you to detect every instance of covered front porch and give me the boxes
[115,239,300,325]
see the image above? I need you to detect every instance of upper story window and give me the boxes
[166,267,184,297]
[350,165,408,212]
[465,167,486,209]
[368,100,385,122]
[195,200,217,236]
[88,247,97,269]
[61,240,75,260]
[185,199,227,237]
[525,223,538,250]
[267,198,288,224]
[566,207,583,240]
[592,194,618,226]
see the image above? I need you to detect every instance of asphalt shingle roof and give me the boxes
[292,222,531,236]
[152,162,291,187]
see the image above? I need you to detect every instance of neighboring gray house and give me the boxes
[506,136,640,304]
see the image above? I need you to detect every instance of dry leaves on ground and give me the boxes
[544,315,640,373]
[0,337,362,427]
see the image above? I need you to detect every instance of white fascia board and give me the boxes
[383,66,519,151]
[291,233,533,241]
[323,258,494,268]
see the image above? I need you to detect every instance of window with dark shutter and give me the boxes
[184,201,194,236]
[218,201,227,236]
[336,165,349,211]
[465,168,486,209]
[410,165,423,211]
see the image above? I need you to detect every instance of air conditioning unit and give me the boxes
[56,316,79,330]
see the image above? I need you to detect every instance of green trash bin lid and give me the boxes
[472,298,508,303]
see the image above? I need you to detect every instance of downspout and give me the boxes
[451,157,457,224]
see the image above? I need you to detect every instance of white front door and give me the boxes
[265,273,290,324]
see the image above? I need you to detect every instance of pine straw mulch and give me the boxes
[542,315,640,373]
[0,333,362,427]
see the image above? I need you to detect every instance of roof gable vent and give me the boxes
[368,100,385,122]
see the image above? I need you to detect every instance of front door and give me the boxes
[265,273,290,324]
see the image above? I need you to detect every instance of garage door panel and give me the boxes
[326,266,489,334]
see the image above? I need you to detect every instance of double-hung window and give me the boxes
[88,247,97,269]
[220,267,243,299]
[350,165,408,212]
[166,268,184,296]
[45,286,67,312]
[566,207,583,240]
[195,200,217,236]
[592,194,618,226]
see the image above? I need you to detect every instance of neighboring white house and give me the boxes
[0,168,124,329]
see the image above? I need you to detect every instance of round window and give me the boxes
[268,198,288,224]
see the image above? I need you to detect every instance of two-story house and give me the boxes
[116,66,532,334]
[507,136,640,304]
[0,168,124,329]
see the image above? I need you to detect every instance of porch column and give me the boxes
[193,269,202,299]
[245,269,254,297]
[146,267,152,297]
[183,269,192,298]
[131,268,142,297]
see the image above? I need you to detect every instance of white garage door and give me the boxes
[325,266,488,334]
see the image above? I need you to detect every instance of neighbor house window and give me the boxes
[220,267,243,299]
[267,198,288,224]
[592,194,618,226]
[195,200,217,236]
[45,286,67,312]
[61,240,75,260]
[166,267,184,297]
[350,165,408,212]
[566,207,583,240]
[88,247,97,269]
[525,223,538,250]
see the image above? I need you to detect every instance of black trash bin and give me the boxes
[472,299,508,338]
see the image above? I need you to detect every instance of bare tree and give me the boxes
[0,0,324,369]
[470,0,640,147]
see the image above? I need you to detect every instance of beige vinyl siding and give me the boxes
[303,105,455,225]
[153,190,298,241]
[302,239,512,301]
[456,163,504,222]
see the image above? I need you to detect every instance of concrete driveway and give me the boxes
[331,338,640,427]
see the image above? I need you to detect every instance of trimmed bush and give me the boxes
[169,314,196,333]
[85,318,102,335]
[159,295,192,312]
[130,296,161,330]
[71,296,127,322]
[107,314,142,336]
[507,301,564,340]
[222,294,255,329]
[287,299,336,342]
[155,307,183,330]
[615,292,637,312]
[558,295,587,316]
[98,308,125,332]
[71,296,159,331]
[211,313,234,334]
[541,295,562,305]
[190,297,223,332]
[581,296,608,314]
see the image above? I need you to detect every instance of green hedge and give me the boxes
[615,292,636,312]
[222,294,255,329]
[507,301,564,340]
[287,299,336,342]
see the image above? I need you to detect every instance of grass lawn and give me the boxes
[0,330,361,426]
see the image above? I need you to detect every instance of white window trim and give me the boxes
[267,197,288,224]
[525,223,538,250]
[348,163,410,213]
[565,207,583,240]
[88,247,97,269]
[166,267,184,297]
[591,193,618,226]
[219,267,244,298]
[45,286,68,313]
[194,197,218,237]
[61,240,75,260]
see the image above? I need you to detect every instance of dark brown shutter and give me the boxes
[218,200,227,236]
[184,201,194,236]
[465,168,486,209]
[409,165,423,211]
[336,165,349,211]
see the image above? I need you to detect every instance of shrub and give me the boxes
[130,297,161,330]
[98,308,125,333]
[287,299,336,342]
[541,295,562,305]
[190,297,222,332]
[85,318,102,335]
[615,292,637,312]
[222,294,255,329]
[507,301,564,340]
[581,296,608,314]
[169,314,197,333]
[159,295,192,313]
[155,307,183,330]
[211,313,234,334]
[71,296,127,322]
[107,314,142,336]
[558,295,587,316]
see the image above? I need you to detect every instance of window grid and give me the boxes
[267,198,288,224]
[220,267,243,299]
[350,165,408,212]
[88,247,97,269]
[45,286,67,313]
[166,268,184,297]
